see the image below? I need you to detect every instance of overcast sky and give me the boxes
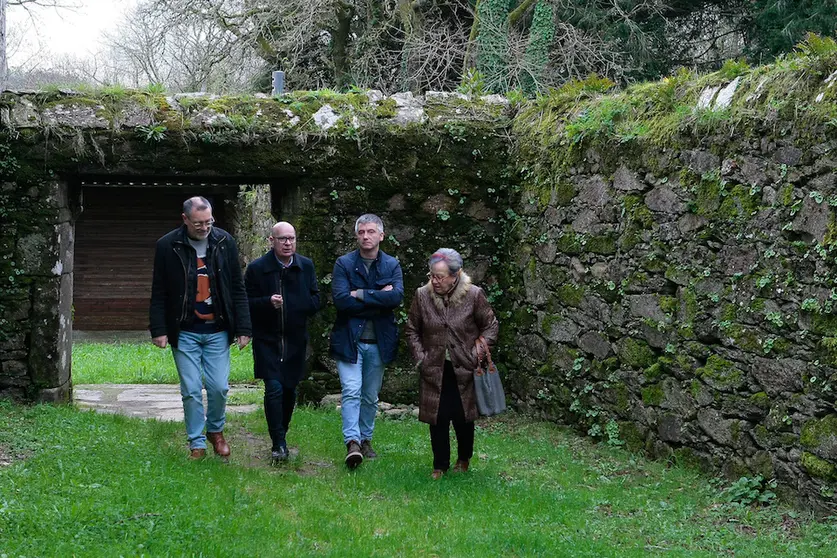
[8,0,135,66]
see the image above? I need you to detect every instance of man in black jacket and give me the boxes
[149,196,251,460]
[244,221,320,463]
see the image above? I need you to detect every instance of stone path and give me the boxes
[74,384,261,422]
[73,384,420,422]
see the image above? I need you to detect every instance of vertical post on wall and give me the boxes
[272,71,285,96]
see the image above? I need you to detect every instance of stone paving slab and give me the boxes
[74,384,260,422]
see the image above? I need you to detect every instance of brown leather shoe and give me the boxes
[189,448,206,460]
[431,469,444,480]
[206,432,230,457]
[452,459,470,473]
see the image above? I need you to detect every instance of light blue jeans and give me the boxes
[337,342,384,444]
[171,330,230,450]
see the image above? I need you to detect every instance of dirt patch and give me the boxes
[0,444,30,467]
[0,444,11,467]
[223,424,336,476]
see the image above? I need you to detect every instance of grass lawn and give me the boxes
[71,342,256,384]
[1,400,835,557]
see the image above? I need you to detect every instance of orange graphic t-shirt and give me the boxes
[194,257,215,322]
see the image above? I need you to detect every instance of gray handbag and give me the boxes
[474,337,506,416]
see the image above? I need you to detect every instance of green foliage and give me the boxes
[144,83,167,95]
[794,32,837,58]
[565,98,629,145]
[718,59,751,79]
[521,1,556,96]
[721,475,777,507]
[475,0,511,93]
[136,123,168,143]
[457,68,487,97]
[747,4,837,62]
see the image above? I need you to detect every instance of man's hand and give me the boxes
[270,294,283,308]
[152,335,168,349]
[381,284,393,291]
[237,336,251,350]
[350,290,358,298]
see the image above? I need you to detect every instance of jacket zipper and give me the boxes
[213,236,226,324]
[175,245,189,323]
[279,271,285,362]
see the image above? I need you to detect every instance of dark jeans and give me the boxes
[429,361,475,471]
[264,378,296,450]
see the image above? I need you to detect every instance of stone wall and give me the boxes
[2,51,837,510]
[0,171,77,401]
[0,90,514,407]
[504,60,837,512]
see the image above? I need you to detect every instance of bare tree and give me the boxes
[1,0,81,89]
[104,1,264,92]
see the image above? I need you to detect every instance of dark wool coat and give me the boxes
[149,225,252,349]
[244,251,320,387]
[405,272,499,425]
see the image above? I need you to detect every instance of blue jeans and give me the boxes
[337,342,384,444]
[171,330,230,450]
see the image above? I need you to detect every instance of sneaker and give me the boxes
[431,469,444,480]
[271,444,290,465]
[345,440,363,469]
[360,440,377,459]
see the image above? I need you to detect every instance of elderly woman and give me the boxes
[406,248,499,479]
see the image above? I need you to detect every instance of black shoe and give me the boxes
[271,444,289,465]
[360,439,378,459]
[345,440,363,469]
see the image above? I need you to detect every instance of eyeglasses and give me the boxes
[427,272,451,281]
[272,236,296,244]
[191,218,215,228]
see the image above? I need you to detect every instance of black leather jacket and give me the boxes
[149,225,252,348]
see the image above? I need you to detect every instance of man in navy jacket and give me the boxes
[245,222,320,463]
[330,213,404,468]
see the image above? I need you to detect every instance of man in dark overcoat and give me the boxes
[244,221,320,463]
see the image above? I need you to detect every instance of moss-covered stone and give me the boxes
[642,383,664,405]
[696,354,744,391]
[618,337,657,368]
[618,421,647,452]
[800,415,837,450]
[800,451,837,481]
[554,284,585,307]
[748,391,771,410]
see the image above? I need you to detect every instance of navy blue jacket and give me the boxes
[330,249,404,364]
[245,252,320,384]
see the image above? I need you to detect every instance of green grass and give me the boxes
[1,401,835,557]
[71,342,256,384]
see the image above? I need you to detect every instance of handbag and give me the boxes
[474,337,506,417]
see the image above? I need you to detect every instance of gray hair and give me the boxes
[429,248,463,274]
[354,213,384,234]
[183,196,211,217]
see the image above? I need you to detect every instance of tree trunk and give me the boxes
[332,2,354,90]
[0,0,7,91]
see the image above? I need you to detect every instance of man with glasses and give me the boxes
[331,213,404,468]
[244,222,320,463]
[150,196,251,460]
